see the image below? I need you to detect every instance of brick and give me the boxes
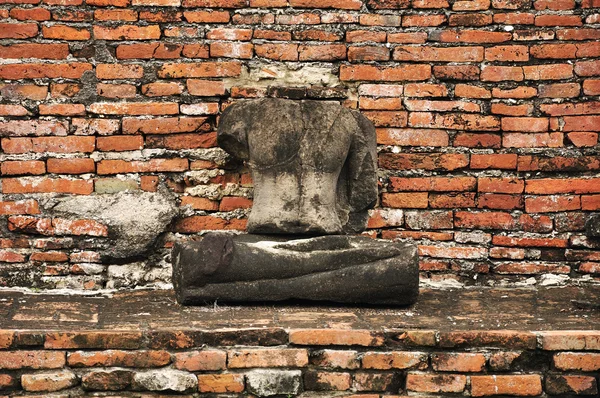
[81,370,133,391]
[89,102,178,115]
[494,12,534,24]
[97,64,143,79]
[494,262,570,274]
[187,80,225,96]
[492,103,533,116]
[419,245,488,259]
[394,46,483,62]
[525,195,581,213]
[340,64,431,81]
[183,10,230,22]
[406,373,467,393]
[478,177,524,193]
[310,350,359,369]
[535,14,581,26]
[299,44,346,61]
[98,83,137,98]
[546,375,598,396]
[362,352,427,370]
[97,136,143,151]
[485,45,528,61]
[290,329,384,346]
[409,112,499,131]
[0,351,65,369]
[1,161,45,176]
[141,82,183,97]
[228,349,308,368]
[0,251,26,263]
[3,178,93,195]
[541,331,600,351]
[503,132,563,148]
[471,154,517,169]
[122,117,208,134]
[493,86,537,98]
[47,158,95,174]
[472,375,542,396]
[97,158,188,174]
[567,131,598,147]
[437,29,511,43]
[353,372,402,392]
[255,43,298,61]
[526,178,600,194]
[21,370,77,392]
[455,211,517,230]
[0,63,92,79]
[94,9,138,21]
[490,247,525,259]
[172,350,225,371]
[377,129,447,146]
[403,14,446,26]
[45,332,142,349]
[173,216,247,232]
[455,84,491,98]
[158,62,241,78]
[93,25,161,40]
[133,0,180,4]
[198,374,244,393]
[404,210,453,230]
[68,350,170,367]
[0,22,38,38]
[50,83,82,98]
[139,10,182,22]
[432,352,486,372]
[584,80,600,95]
[10,8,51,21]
[210,42,253,59]
[38,104,85,116]
[2,136,95,154]
[0,43,69,59]
[42,25,90,40]
[348,46,389,61]
[523,64,573,80]
[254,29,291,40]
[563,115,600,131]
[304,370,351,391]
[433,65,480,80]
[72,119,119,136]
[116,43,182,59]
[481,66,524,81]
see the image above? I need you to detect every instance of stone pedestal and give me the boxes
[172,233,419,306]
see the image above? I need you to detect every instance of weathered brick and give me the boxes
[471,375,542,396]
[406,373,467,393]
[290,329,384,346]
[362,352,427,369]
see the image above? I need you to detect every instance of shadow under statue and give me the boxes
[172,98,419,305]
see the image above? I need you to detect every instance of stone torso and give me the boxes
[217,98,377,235]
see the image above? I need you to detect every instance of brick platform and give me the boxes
[0,286,598,396]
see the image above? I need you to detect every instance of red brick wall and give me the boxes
[0,0,599,289]
[0,328,599,395]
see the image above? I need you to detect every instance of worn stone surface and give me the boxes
[585,214,600,237]
[0,286,599,331]
[173,233,418,305]
[218,98,377,235]
[132,369,197,392]
[50,190,178,260]
[246,370,302,397]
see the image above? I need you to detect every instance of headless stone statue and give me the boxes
[172,99,419,305]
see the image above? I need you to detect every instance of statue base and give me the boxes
[172,233,419,306]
